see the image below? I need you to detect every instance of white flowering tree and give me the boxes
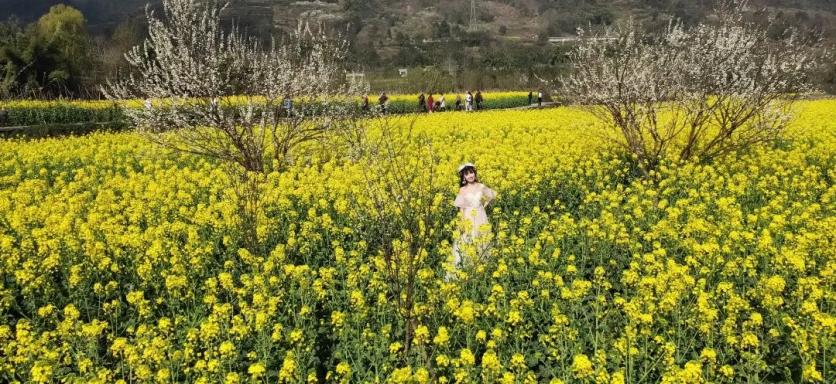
[104,0,366,250]
[562,0,825,176]
[104,0,365,173]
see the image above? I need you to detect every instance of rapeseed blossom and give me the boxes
[0,100,833,382]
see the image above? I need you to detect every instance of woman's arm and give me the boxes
[454,189,465,208]
[482,185,496,206]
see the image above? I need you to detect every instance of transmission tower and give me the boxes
[469,0,477,32]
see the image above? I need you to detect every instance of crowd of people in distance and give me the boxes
[415,91,483,113]
[358,90,488,114]
[358,89,549,114]
[145,90,548,120]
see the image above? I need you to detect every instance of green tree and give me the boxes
[0,18,29,98]
[0,5,92,97]
[30,4,92,96]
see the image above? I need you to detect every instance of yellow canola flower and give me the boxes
[572,354,594,380]
[433,326,450,346]
[0,99,834,383]
[459,348,476,366]
[279,352,298,382]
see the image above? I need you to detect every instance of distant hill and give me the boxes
[2,0,833,92]
[1,0,150,33]
[3,0,834,38]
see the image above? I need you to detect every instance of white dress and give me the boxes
[450,185,495,273]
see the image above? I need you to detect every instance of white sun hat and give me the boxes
[457,162,476,173]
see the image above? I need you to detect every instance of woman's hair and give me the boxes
[458,165,478,187]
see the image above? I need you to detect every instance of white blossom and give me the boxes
[560,0,826,175]
[103,0,367,174]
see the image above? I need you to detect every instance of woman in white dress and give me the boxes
[450,163,496,275]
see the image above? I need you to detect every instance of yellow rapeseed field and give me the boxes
[0,92,530,127]
[0,100,833,383]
